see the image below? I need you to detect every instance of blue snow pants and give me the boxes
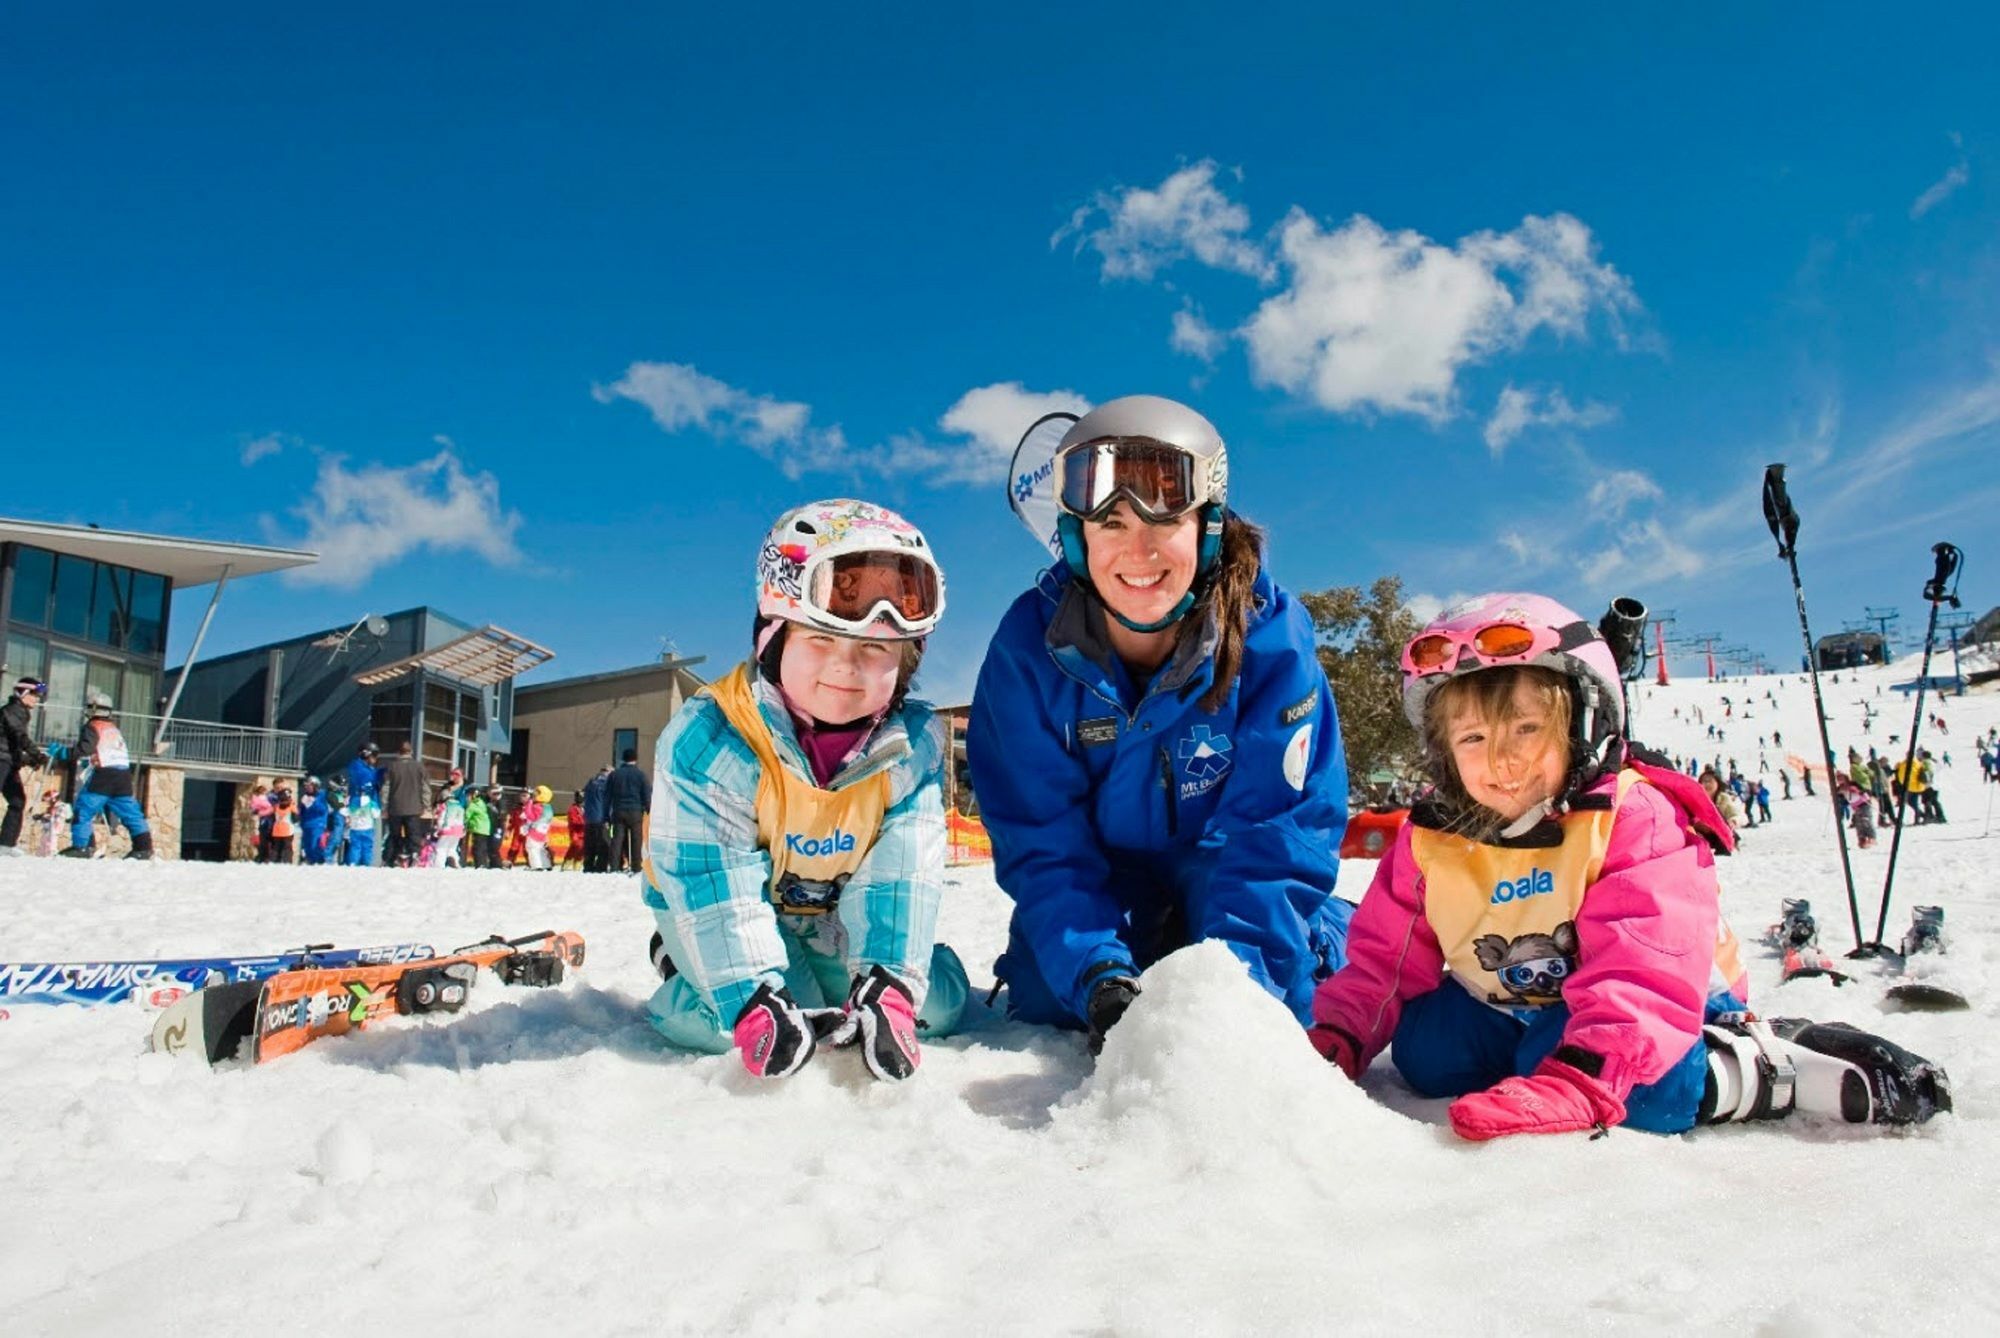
[648,939,971,1055]
[1388,983,1732,1135]
[71,790,149,847]
[344,831,376,867]
[301,821,329,865]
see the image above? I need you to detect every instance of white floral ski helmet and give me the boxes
[755,499,945,641]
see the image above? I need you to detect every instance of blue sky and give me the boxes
[4,5,1996,703]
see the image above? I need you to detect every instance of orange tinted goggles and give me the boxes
[1403,622,1545,674]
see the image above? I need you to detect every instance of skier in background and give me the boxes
[642,499,968,1082]
[464,786,493,868]
[0,677,51,855]
[522,784,553,870]
[343,789,380,867]
[61,690,153,860]
[1309,594,1949,1137]
[297,777,329,865]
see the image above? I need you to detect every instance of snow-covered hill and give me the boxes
[3,656,1997,1331]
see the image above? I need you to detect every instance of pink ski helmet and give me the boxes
[1400,592,1625,751]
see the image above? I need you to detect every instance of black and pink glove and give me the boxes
[823,966,922,1082]
[733,981,819,1079]
[1446,1052,1626,1141]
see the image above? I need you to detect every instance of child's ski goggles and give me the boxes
[1056,439,1217,523]
[800,549,943,637]
[1401,620,1595,677]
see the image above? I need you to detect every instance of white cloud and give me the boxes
[1577,518,1705,589]
[595,362,1089,487]
[1241,210,1637,421]
[1585,468,1662,516]
[1498,531,1536,566]
[1055,161,1275,283]
[1482,384,1617,454]
[283,449,523,589]
[240,432,293,466]
[1910,136,1970,219]
[928,382,1092,484]
[1403,590,1476,625]
[1170,303,1227,362]
[590,361,837,476]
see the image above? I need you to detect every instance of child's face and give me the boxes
[1446,677,1567,823]
[778,629,901,725]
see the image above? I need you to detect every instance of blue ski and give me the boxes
[0,942,436,1009]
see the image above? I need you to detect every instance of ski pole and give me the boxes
[1872,542,1962,946]
[1761,465,1868,953]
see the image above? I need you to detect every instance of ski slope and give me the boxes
[4,657,1998,1332]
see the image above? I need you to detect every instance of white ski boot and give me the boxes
[1700,1017,1951,1126]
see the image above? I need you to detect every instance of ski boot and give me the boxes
[58,844,94,859]
[1700,1017,1951,1126]
[1901,906,1947,958]
[1766,899,1817,950]
[122,833,154,861]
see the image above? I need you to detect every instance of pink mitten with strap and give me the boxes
[1307,1024,1365,1081]
[1447,1054,1626,1141]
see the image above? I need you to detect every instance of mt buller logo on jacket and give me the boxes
[786,829,858,857]
[1177,726,1233,798]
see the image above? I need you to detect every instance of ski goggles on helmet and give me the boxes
[800,548,943,637]
[1401,620,1596,678]
[15,680,48,700]
[1055,438,1217,523]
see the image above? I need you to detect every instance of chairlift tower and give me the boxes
[1864,606,1901,658]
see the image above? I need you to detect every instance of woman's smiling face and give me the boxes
[1083,500,1199,628]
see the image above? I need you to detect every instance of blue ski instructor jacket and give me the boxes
[969,563,1352,1026]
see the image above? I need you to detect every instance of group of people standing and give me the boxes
[631,394,1949,1135]
[0,679,154,859]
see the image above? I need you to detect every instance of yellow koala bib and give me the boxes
[705,664,890,915]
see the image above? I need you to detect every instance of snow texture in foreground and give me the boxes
[4,656,1999,1331]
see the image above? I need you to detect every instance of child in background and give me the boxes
[523,785,554,870]
[1310,593,1950,1138]
[297,777,329,865]
[34,787,69,857]
[324,790,349,866]
[642,499,968,1083]
[344,791,380,867]
[563,793,586,870]
[432,789,466,868]
[267,786,298,865]
[465,787,492,868]
[248,783,274,862]
[1848,784,1878,850]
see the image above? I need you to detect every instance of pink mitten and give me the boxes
[1307,1024,1364,1080]
[1447,1056,1626,1141]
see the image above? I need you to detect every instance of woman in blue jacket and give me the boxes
[970,395,1352,1051]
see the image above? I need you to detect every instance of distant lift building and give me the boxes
[0,516,317,856]
[168,609,554,859]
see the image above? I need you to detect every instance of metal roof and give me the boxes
[0,516,316,588]
[352,625,555,688]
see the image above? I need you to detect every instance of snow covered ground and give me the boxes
[4,654,1998,1334]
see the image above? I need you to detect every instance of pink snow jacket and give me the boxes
[1311,764,1749,1102]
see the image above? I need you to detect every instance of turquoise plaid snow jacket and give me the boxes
[641,663,950,1029]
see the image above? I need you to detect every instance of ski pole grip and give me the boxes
[1924,542,1962,606]
[1598,597,1647,678]
[1762,463,1799,557]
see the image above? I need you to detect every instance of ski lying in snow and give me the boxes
[149,930,585,1064]
[1764,900,1966,1010]
[0,942,436,1009]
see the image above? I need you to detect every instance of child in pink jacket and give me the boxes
[1309,593,1949,1139]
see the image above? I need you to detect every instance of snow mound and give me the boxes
[1054,941,1427,1181]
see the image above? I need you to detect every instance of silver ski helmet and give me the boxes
[85,689,114,717]
[1052,395,1229,632]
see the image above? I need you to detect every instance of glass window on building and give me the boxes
[120,663,159,715]
[8,545,54,627]
[613,728,637,765]
[5,631,47,684]
[45,647,87,740]
[84,657,120,713]
[51,555,93,639]
[369,684,414,754]
[128,572,167,656]
[89,564,133,648]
